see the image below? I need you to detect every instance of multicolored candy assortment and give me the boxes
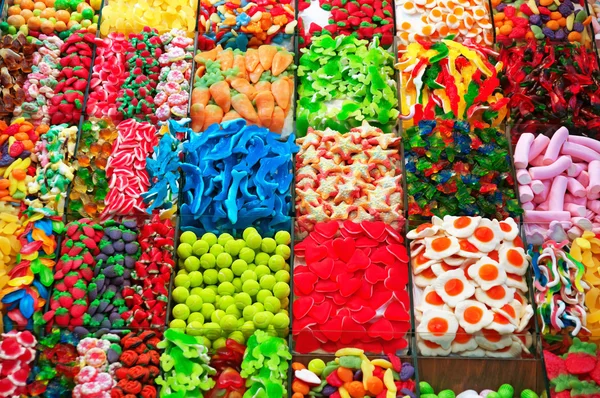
[0,33,36,123]
[0,330,37,396]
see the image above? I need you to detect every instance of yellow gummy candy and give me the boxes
[339,387,351,398]
[0,213,18,223]
[2,223,18,236]
[361,360,375,390]
[335,348,364,357]
[383,369,396,392]
[371,359,393,369]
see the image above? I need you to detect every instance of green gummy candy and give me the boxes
[338,355,362,369]
[575,10,587,23]
[421,394,438,398]
[321,364,339,378]
[520,389,539,398]
[498,384,514,398]
[438,390,456,398]
[420,382,435,394]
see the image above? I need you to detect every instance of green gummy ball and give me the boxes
[275,244,291,260]
[248,263,256,271]
[180,231,197,245]
[186,321,204,336]
[203,269,218,285]
[273,282,290,299]
[242,280,260,296]
[169,319,186,329]
[172,304,190,320]
[228,331,245,345]
[200,253,216,269]
[177,243,193,259]
[210,244,225,256]
[206,286,218,294]
[261,238,277,254]
[231,259,248,276]
[268,255,285,272]
[280,298,290,310]
[246,232,262,250]
[174,274,191,289]
[232,278,242,293]
[185,295,203,312]
[172,287,190,303]
[212,337,227,349]
[188,312,205,324]
[202,322,222,340]
[243,227,258,240]
[211,309,226,323]
[238,247,255,264]
[263,296,281,313]
[275,231,291,245]
[308,359,326,376]
[235,292,252,309]
[190,287,204,296]
[218,268,234,283]
[260,274,276,290]
[177,268,187,275]
[218,295,235,311]
[218,233,234,247]
[254,253,270,266]
[188,271,203,287]
[271,312,290,329]
[197,336,211,349]
[224,239,241,256]
[225,304,241,318]
[275,270,290,283]
[243,305,258,321]
[255,265,270,279]
[252,302,265,313]
[217,282,235,296]
[240,270,257,283]
[201,233,218,246]
[199,288,216,304]
[256,289,273,303]
[192,240,209,256]
[216,252,233,268]
[201,303,215,320]
[241,320,255,338]
[220,314,238,331]
[184,256,201,272]
[253,311,274,329]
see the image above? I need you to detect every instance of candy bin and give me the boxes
[544,338,600,397]
[291,349,417,398]
[0,330,38,396]
[396,39,508,130]
[197,0,295,51]
[0,204,22,302]
[296,35,398,137]
[404,119,522,221]
[0,0,100,40]
[297,0,394,48]
[0,33,36,124]
[418,381,545,398]
[191,44,295,135]
[408,217,535,358]
[395,0,493,49]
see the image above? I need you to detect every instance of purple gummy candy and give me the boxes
[103,266,116,278]
[113,240,125,252]
[400,362,415,381]
[123,219,137,229]
[573,22,584,32]
[101,244,115,255]
[98,300,109,313]
[125,256,136,268]
[94,328,110,338]
[105,304,114,312]
[101,319,111,329]
[540,14,550,22]
[125,242,139,254]
[87,304,98,316]
[554,28,566,40]
[73,326,89,337]
[112,276,124,286]
[322,385,337,397]
[401,388,416,398]
[123,269,132,279]
[353,370,363,381]
[109,312,121,322]
[96,277,105,291]
[108,228,122,240]
[542,27,554,39]
[107,349,120,363]
[558,3,572,16]
[92,313,104,323]
[122,231,136,242]
[496,3,506,11]
[529,14,542,26]
[88,287,98,301]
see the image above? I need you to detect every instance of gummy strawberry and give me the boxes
[544,350,568,379]
[565,338,598,375]
[570,380,600,397]
[58,293,74,309]
[54,308,71,327]
[70,299,87,318]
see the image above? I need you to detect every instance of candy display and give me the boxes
[191,44,295,134]
[396,39,508,129]
[298,0,394,47]
[291,349,416,398]
[0,33,35,123]
[499,41,600,138]
[180,120,296,235]
[419,381,539,398]
[492,0,592,43]
[404,119,522,220]
[73,335,118,397]
[293,220,411,354]
[544,339,600,397]
[395,0,493,47]
[409,216,534,357]
[0,330,37,396]
[296,35,398,137]
[197,0,295,50]
[514,127,600,243]
[170,228,292,342]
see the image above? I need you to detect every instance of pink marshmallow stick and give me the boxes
[530,180,546,194]
[567,163,586,177]
[529,134,550,162]
[561,142,600,163]
[568,135,600,154]
[521,202,535,210]
[565,203,586,217]
[529,156,572,180]
[548,175,568,211]
[525,210,571,223]
[514,133,535,168]
[529,155,546,167]
[519,184,534,203]
[517,169,532,185]
[587,200,600,214]
[567,177,587,198]
[543,126,569,165]
[571,217,593,231]
[587,188,600,200]
[588,160,600,195]
[567,226,583,240]
[577,170,590,187]
[586,210,595,219]
[565,194,587,206]
[537,198,550,211]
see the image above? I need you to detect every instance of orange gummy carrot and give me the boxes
[222,110,241,122]
[190,103,205,132]
[271,51,293,76]
[217,49,234,70]
[249,64,264,84]
[192,87,210,107]
[230,78,257,101]
[258,45,277,70]
[231,93,259,123]
[271,78,290,110]
[203,104,224,131]
[255,91,275,128]
[270,106,285,134]
[245,48,260,72]
[209,81,231,113]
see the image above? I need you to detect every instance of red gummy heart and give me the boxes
[386,338,409,353]
[292,316,317,335]
[371,247,395,264]
[309,258,334,280]
[391,321,411,338]
[332,292,348,306]
[351,307,377,324]
[384,267,408,291]
[354,340,383,354]
[384,300,409,321]
[370,288,393,310]
[312,301,333,324]
[294,265,310,274]
[343,220,364,234]
[293,297,314,319]
[361,221,386,240]
[311,292,326,303]
[367,318,395,341]
[337,273,362,297]
[305,244,328,263]
[332,238,356,262]
[346,296,369,311]
[337,307,351,318]
[393,290,411,306]
[315,279,337,292]
[358,282,373,300]
[322,240,337,260]
[346,249,370,272]
[322,341,339,353]
[330,260,346,282]
[387,244,409,263]
[294,329,321,354]
[312,328,329,343]
[340,317,367,345]
[295,273,318,295]
[355,237,379,247]
[321,316,343,342]
[314,221,339,238]
[385,225,404,243]
[294,240,307,256]
[365,264,387,284]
